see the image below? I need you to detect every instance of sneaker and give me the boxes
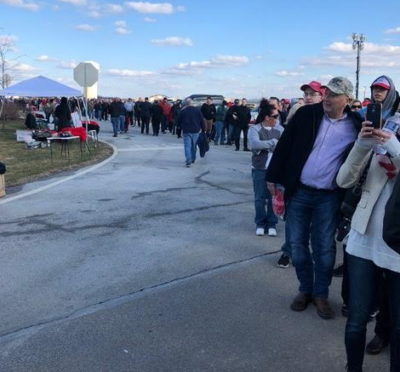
[268,228,277,237]
[256,227,265,236]
[277,253,290,268]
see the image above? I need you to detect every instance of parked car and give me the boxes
[185,94,225,107]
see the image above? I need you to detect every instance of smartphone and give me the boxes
[366,103,382,129]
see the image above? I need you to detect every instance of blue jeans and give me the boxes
[345,254,400,372]
[183,132,199,164]
[119,115,125,132]
[252,169,278,229]
[281,221,292,257]
[286,187,340,298]
[227,124,235,144]
[111,117,119,135]
[214,121,225,144]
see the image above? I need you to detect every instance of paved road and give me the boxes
[0,122,388,371]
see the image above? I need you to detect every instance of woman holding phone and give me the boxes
[337,75,400,371]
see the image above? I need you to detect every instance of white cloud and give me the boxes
[115,27,131,35]
[211,55,249,66]
[57,60,78,69]
[115,20,127,28]
[144,16,156,22]
[151,36,193,46]
[75,24,96,32]
[163,55,249,76]
[87,3,124,17]
[107,69,156,77]
[13,63,37,72]
[0,34,18,45]
[125,1,180,14]
[385,27,400,34]
[275,70,304,77]
[58,0,87,5]
[104,3,123,13]
[0,0,39,11]
[36,55,57,62]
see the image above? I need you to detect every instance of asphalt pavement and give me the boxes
[0,121,389,371]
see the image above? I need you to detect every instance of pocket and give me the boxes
[358,191,369,208]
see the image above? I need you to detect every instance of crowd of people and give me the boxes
[16,76,400,371]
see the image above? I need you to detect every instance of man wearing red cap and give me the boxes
[277,81,324,268]
[285,81,324,124]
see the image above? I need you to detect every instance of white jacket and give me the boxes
[336,137,400,234]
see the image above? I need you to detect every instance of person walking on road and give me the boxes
[266,77,362,320]
[177,98,205,167]
[109,98,121,137]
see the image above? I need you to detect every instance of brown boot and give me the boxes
[290,292,312,311]
[313,297,335,319]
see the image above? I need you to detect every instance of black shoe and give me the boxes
[332,264,344,277]
[365,335,389,355]
[235,148,239,151]
[290,293,312,311]
[113,134,117,137]
[277,253,290,268]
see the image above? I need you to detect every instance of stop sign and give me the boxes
[74,62,99,87]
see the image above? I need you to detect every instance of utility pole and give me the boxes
[352,33,366,100]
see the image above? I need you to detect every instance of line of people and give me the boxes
[251,75,400,372]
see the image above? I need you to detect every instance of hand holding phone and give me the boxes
[366,103,382,129]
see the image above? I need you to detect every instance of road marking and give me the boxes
[0,142,119,205]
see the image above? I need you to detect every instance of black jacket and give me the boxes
[266,102,363,201]
[140,101,152,118]
[201,103,216,120]
[151,103,163,120]
[225,105,241,126]
[236,105,251,128]
[109,101,121,118]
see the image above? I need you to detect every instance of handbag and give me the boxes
[383,174,400,253]
[337,152,373,242]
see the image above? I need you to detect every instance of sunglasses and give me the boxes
[351,105,362,109]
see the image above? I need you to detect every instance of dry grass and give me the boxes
[0,120,113,189]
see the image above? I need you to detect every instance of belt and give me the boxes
[299,183,335,193]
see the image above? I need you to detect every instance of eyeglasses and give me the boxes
[351,105,362,109]
[303,92,321,97]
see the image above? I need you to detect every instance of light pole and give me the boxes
[352,33,366,100]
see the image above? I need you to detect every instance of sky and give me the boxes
[1,0,400,100]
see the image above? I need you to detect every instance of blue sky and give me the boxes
[1,0,400,100]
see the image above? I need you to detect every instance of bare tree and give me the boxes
[0,35,19,89]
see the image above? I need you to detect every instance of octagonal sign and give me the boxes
[74,62,99,87]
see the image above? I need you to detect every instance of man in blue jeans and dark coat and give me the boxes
[266,77,362,319]
[177,98,205,167]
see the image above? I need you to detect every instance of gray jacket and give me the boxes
[247,124,281,169]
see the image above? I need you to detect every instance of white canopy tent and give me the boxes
[0,75,81,97]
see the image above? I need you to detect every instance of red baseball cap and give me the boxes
[300,81,323,94]
[371,76,390,90]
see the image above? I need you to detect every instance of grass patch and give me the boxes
[0,120,113,189]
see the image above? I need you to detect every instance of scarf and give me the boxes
[377,154,398,179]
